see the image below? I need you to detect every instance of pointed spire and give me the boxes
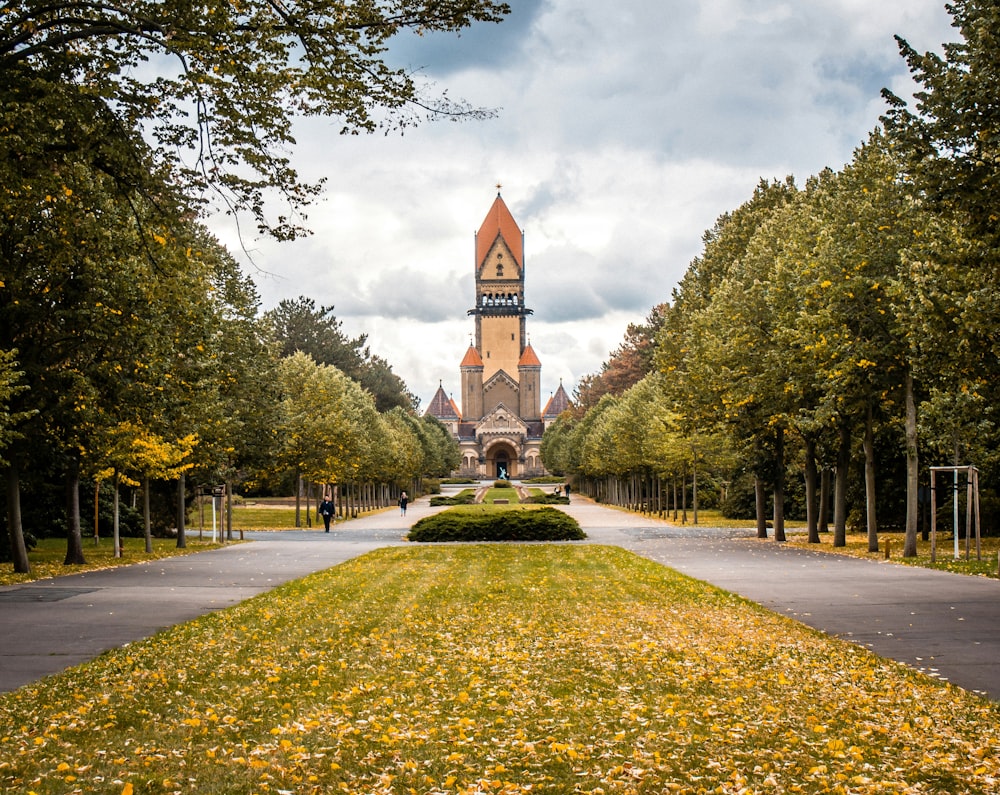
[476,191,523,270]
[460,344,484,368]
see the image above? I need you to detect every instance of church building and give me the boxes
[425,191,570,479]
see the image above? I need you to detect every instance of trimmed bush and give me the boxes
[493,479,512,489]
[429,491,477,506]
[408,506,585,542]
[524,494,571,505]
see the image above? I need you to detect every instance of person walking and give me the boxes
[398,491,408,516]
[319,495,334,532]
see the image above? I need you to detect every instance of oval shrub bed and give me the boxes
[408,506,585,542]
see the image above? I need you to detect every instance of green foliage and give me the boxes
[407,506,585,542]
[429,491,477,506]
[523,493,571,505]
[0,0,511,240]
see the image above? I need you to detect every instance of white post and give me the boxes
[211,492,218,543]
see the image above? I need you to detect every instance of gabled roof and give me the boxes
[460,344,484,368]
[425,383,461,420]
[518,343,541,368]
[543,381,571,419]
[483,369,519,392]
[476,193,523,270]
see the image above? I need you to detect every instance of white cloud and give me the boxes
[210,0,956,409]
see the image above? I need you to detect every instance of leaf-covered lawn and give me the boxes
[1,545,997,794]
[782,532,1000,579]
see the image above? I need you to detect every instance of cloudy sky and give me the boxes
[209,0,956,411]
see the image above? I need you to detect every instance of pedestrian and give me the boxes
[319,495,334,532]
[564,482,571,502]
[398,491,408,516]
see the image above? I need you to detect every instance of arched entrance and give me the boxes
[495,450,510,480]
[485,440,518,480]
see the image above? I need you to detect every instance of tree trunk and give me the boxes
[93,480,100,545]
[113,470,122,558]
[773,426,786,542]
[176,471,187,549]
[295,471,302,527]
[143,474,153,553]
[681,469,687,524]
[692,462,699,525]
[903,369,919,558]
[864,401,878,553]
[754,474,768,539]
[226,478,235,540]
[834,423,850,547]
[5,462,31,573]
[805,436,820,543]
[818,467,830,535]
[64,453,87,565]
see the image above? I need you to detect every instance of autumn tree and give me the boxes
[1,0,511,241]
[571,304,667,414]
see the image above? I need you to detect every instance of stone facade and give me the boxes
[425,192,570,479]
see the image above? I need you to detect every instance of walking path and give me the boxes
[1,494,998,700]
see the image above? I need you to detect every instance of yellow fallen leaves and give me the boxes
[0,545,998,794]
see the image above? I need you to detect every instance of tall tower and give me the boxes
[469,191,532,384]
[426,189,557,479]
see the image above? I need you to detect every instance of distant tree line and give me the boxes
[543,1,1000,555]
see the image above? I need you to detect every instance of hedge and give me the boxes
[408,506,585,542]
[429,491,477,506]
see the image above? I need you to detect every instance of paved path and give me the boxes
[1,495,998,701]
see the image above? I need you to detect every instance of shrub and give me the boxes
[493,479,512,489]
[441,478,477,485]
[408,506,585,542]
[429,491,477,506]
[524,494,571,505]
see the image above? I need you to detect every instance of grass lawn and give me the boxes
[482,487,521,504]
[1,545,997,794]
[0,537,226,587]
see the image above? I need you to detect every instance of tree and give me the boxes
[266,297,417,412]
[882,1,1000,251]
[883,0,1000,544]
[266,298,367,376]
[1,0,511,240]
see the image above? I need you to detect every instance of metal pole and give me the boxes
[953,468,959,560]
[965,466,973,560]
[930,470,937,564]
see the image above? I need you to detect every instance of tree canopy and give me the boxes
[0,0,511,239]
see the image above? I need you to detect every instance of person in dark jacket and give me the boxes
[319,496,334,532]
[398,491,408,516]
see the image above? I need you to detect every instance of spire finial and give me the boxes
[495,181,502,195]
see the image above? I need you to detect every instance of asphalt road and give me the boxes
[1,494,997,701]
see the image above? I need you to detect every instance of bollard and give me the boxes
[884,538,891,560]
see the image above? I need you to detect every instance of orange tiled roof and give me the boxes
[518,343,541,367]
[460,345,484,367]
[476,193,523,270]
